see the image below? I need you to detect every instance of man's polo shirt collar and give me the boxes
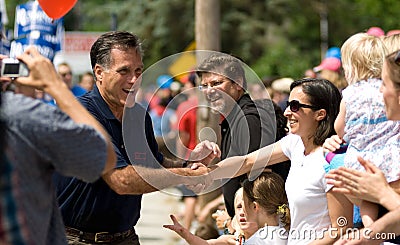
[91,85,117,120]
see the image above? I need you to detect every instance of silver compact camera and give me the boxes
[1,58,29,78]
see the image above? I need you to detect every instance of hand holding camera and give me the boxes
[1,58,29,78]
[5,46,66,93]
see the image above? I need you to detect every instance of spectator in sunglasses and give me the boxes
[42,62,88,105]
[208,78,353,244]
[57,62,87,97]
[326,49,400,244]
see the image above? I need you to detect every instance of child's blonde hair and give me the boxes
[341,33,387,85]
[383,33,400,54]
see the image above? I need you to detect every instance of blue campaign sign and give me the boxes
[0,12,10,55]
[0,37,11,56]
[11,1,63,61]
[14,1,63,37]
[10,36,58,61]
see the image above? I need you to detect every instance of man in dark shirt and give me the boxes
[55,31,219,244]
[197,53,290,218]
[0,88,3,155]
[1,47,116,245]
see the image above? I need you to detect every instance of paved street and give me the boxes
[136,188,184,245]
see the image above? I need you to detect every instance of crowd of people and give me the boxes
[1,25,400,245]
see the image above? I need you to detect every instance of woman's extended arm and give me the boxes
[209,141,288,180]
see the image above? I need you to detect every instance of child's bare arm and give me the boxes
[334,100,346,138]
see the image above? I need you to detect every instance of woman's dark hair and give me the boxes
[90,31,142,73]
[273,101,289,140]
[290,78,341,146]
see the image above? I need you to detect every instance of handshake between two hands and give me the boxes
[183,140,221,194]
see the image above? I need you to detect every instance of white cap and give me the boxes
[271,77,294,93]
[170,81,181,92]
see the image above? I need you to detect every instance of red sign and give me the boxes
[63,32,101,53]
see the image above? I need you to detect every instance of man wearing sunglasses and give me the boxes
[196,53,289,220]
[44,62,88,105]
[57,62,87,97]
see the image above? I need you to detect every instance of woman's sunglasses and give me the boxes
[286,100,320,112]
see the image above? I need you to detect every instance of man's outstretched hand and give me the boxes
[189,140,221,166]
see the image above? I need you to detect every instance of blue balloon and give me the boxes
[325,47,341,60]
[157,75,173,89]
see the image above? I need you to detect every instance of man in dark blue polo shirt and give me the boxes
[55,31,219,244]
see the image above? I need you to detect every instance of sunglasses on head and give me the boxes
[286,100,319,112]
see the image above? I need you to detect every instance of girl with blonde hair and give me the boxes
[241,172,289,244]
[164,173,289,244]
[334,33,400,227]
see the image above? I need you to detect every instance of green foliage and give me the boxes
[86,0,196,67]
[251,39,317,79]
[220,0,268,62]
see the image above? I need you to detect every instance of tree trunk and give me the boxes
[194,0,222,211]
